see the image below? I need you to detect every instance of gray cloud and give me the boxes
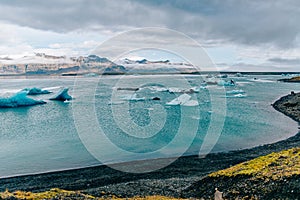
[0,0,299,49]
[268,57,300,65]
[229,62,299,72]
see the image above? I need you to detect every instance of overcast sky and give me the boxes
[0,0,299,71]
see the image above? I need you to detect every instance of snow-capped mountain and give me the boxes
[117,58,196,74]
[0,54,199,75]
[0,54,126,75]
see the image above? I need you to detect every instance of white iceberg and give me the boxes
[182,100,199,106]
[50,88,72,101]
[217,80,235,86]
[168,87,184,93]
[166,94,199,106]
[226,89,245,94]
[0,91,46,108]
[166,94,191,105]
[120,93,145,101]
[234,94,247,98]
[144,86,168,92]
[226,93,247,98]
[189,86,207,93]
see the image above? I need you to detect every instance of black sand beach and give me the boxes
[1,92,299,199]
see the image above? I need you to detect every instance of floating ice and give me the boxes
[182,100,199,106]
[189,86,207,93]
[166,93,191,105]
[226,89,245,94]
[50,88,72,101]
[226,93,247,98]
[22,87,52,95]
[235,73,244,77]
[108,101,125,105]
[234,94,247,98]
[205,78,218,85]
[0,91,46,108]
[217,80,235,86]
[120,93,145,101]
[168,87,184,93]
[252,79,274,83]
[142,86,169,92]
[166,94,199,106]
[165,94,198,106]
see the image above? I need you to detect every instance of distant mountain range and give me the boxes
[0,54,126,75]
[0,54,197,76]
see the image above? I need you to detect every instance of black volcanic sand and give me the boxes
[0,93,300,198]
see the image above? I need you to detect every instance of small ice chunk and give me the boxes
[121,93,145,101]
[234,94,247,98]
[168,87,184,93]
[226,89,245,94]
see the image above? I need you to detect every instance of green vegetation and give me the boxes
[0,188,187,200]
[0,188,94,199]
[209,147,300,180]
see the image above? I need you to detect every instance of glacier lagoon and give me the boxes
[0,75,298,177]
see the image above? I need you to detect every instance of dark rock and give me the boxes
[152,97,160,100]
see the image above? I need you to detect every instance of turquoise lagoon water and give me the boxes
[0,75,299,177]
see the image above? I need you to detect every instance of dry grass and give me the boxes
[290,76,300,81]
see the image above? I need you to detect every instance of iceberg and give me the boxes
[50,88,72,101]
[0,91,46,108]
[168,87,184,93]
[22,87,52,95]
[226,89,245,94]
[189,86,207,93]
[226,93,247,98]
[146,86,168,92]
[182,100,199,106]
[234,94,247,98]
[235,73,244,77]
[120,93,145,101]
[217,80,235,86]
[166,94,191,105]
[166,94,199,106]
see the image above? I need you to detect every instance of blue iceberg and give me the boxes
[22,87,52,95]
[0,91,46,108]
[217,80,235,86]
[50,88,72,101]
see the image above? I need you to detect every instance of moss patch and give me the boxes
[0,188,187,200]
[0,188,95,199]
[209,147,300,180]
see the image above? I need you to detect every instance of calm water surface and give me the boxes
[0,75,298,177]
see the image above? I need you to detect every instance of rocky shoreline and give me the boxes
[0,92,299,199]
[278,76,300,83]
[272,91,300,122]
